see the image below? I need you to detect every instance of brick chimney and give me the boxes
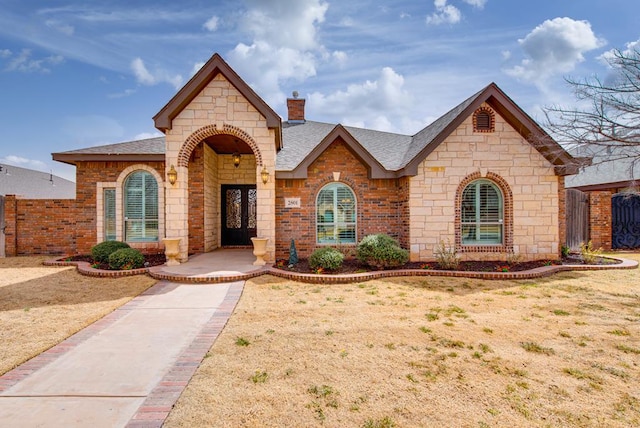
[287,91,305,123]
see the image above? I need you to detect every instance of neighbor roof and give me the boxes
[565,145,640,191]
[0,164,75,199]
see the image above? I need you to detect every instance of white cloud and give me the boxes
[426,0,461,25]
[107,88,136,99]
[0,155,47,170]
[133,132,163,140]
[0,49,11,58]
[307,67,413,132]
[505,17,606,86]
[131,57,183,89]
[463,0,487,8]
[332,50,348,66]
[4,49,64,73]
[45,19,74,35]
[191,61,206,76]
[599,38,640,66]
[203,15,219,31]
[241,0,328,51]
[227,0,334,105]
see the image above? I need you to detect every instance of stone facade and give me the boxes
[164,74,277,262]
[409,105,560,262]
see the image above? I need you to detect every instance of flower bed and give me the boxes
[63,253,166,270]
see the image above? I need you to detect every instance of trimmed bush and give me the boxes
[356,234,409,269]
[108,248,145,270]
[91,240,130,263]
[309,247,344,271]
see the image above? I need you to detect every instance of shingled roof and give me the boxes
[0,164,75,199]
[51,83,580,177]
[52,137,165,165]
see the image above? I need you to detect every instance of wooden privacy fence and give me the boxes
[565,189,589,251]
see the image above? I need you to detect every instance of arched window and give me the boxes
[124,171,159,242]
[461,179,503,244]
[316,183,356,244]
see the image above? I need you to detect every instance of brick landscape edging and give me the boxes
[46,256,638,284]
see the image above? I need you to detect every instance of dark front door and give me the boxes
[222,185,257,246]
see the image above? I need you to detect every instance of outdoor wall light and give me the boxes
[232,152,242,168]
[261,166,270,184]
[167,165,178,185]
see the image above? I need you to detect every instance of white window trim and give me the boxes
[316,182,357,245]
[461,179,504,245]
[95,165,165,244]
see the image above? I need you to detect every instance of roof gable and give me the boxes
[153,53,281,144]
[277,125,394,179]
[401,83,580,176]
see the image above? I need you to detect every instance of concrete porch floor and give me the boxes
[148,248,267,283]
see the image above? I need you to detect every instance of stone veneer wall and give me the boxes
[164,73,277,262]
[275,139,408,259]
[409,104,561,262]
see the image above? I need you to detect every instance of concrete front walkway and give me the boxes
[0,280,244,428]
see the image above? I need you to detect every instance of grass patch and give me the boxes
[520,342,555,355]
[235,336,250,346]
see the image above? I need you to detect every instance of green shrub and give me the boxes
[108,248,145,270]
[356,234,409,269]
[579,240,602,264]
[309,247,344,271]
[91,240,130,263]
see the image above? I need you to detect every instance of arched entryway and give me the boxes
[181,126,262,254]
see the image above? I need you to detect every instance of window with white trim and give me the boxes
[461,179,503,244]
[316,183,356,244]
[104,188,116,241]
[124,171,158,242]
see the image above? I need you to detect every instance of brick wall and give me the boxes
[5,161,165,256]
[275,138,408,260]
[189,145,205,253]
[4,196,77,256]
[589,190,613,250]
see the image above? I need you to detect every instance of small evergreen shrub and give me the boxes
[108,248,145,270]
[91,241,130,263]
[309,247,344,271]
[356,234,409,269]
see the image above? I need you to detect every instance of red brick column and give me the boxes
[4,195,17,256]
[558,177,566,255]
[589,190,612,250]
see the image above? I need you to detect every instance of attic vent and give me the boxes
[473,107,495,133]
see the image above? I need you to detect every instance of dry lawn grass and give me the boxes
[166,254,640,428]
[0,256,156,375]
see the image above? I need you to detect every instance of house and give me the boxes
[2,53,581,262]
[565,145,640,250]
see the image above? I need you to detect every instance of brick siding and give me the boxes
[275,138,409,260]
[589,190,613,250]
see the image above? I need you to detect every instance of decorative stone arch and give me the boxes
[177,124,264,168]
[472,106,496,133]
[454,171,513,253]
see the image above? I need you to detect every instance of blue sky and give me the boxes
[0,0,638,181]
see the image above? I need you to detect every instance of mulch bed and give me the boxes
[64,253,166,270]
[274,255,621,275]
[274,258,562,275]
